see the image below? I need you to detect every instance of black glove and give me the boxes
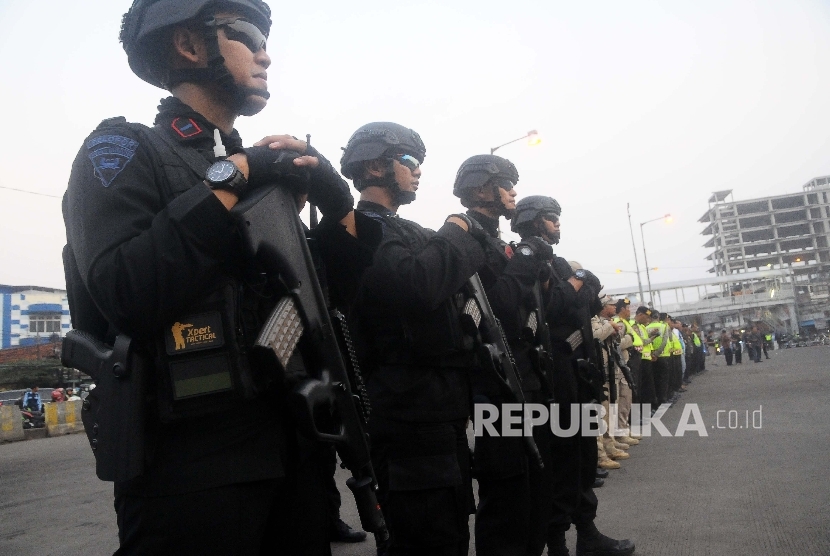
[244,146,354,222]
[244,146,308,189]
[305,146,354,222]
[551,256,575,281]
[448,213,490,245]
[516,236,553,263]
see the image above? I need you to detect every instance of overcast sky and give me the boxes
[1,0,829,300]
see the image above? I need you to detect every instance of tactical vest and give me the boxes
[69,118,278,422]
[357,210,473,366]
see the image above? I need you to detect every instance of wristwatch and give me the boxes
[574,269,587,281]
[205,159,248,197]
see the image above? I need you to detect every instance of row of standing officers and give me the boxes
[62,1,635,554]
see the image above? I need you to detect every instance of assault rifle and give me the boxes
[527,279,556,405]
[609,338,637,399]
[232,185,387,543]
[461,273,544,470]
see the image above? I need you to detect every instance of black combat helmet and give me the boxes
[452,154,518,198]
[511,195,561,243]
[511,196,561,229]
[120,0,271,95]
[340,122,426,182]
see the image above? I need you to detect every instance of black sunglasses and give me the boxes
[388,154,420,171]
[208,17,267,53]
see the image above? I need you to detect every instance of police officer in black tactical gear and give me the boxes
[341,122,486,556]
[512,197,636,556]
[452,155,554,556]
[63,1,360,553]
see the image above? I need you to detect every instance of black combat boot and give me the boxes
[330,518,367,543]
[548,529,570,556]
[575,521,634,556]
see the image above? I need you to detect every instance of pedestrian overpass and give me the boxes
[604,269,798,333]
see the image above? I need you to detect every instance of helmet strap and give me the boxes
[167,19,270,107]
[354,161,415,205]
[537,216,560,245]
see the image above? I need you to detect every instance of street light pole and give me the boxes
[640,213,671,307]
[627,203,645,303]
[490,130,541,155]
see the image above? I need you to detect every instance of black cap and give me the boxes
[614,298,631,312]
[635,306,650,316]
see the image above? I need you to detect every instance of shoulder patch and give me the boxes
[86,134,139,187]
[171,117,203,138]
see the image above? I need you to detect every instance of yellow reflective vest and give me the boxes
[634,321,652,357]
[615,316,643,349]
[647,322,673,357]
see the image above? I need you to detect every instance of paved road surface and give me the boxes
[1,347,828,555]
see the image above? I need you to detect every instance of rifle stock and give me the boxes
[232,185,388,542]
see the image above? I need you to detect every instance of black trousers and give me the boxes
[369,417,471,556]
[734,345,742,364]
[669,355,683,393]
[114,466,332,556]
[724,347,734,365]
[546,429,599,536]
[626,350,643,404]
[639,358,656,409]
[475,392,552,556]
[652,357,671,406]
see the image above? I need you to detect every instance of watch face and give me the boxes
[206,160,236,183]
[575,270,586,279]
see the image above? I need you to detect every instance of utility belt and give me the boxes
[154,277,273,422]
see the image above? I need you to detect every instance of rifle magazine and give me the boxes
[256,296,304,371]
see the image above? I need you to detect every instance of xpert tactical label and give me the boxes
[165,312,225,355]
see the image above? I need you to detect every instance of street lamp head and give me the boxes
[615,269,622,273]
[527,130,541,147]
[664,214,673,223]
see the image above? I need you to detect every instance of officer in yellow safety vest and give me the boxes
[646,312,673,407]
[763,332,772,359]
[667,316,684,401]
[633,307,658,409]
[690,324,703,374]
[613,299,642,401]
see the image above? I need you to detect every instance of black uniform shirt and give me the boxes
[466,210,544,393]
[354,201,486,422]
[64,97,285,495]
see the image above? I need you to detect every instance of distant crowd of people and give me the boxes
[710,327,773,365]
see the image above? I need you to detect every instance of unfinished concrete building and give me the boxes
[699,176,830,330]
